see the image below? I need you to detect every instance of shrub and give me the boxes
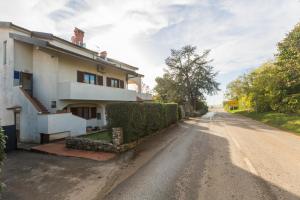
[163,103,178,127]
[0,128,6,191]
[144,103,164,135]
[106,102,178,143]
[106,103,144,143]
[178,106,182,120]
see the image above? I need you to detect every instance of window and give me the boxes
[83,73,96,84]
[111,79,119,88]
[3,41,7,65]
[96,113,101,120]
[14,70,20,86]
[107,77,124,88]
[70,107,97,120]
[77,71,102,85]
[51,101,56,108]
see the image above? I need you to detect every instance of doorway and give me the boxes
[14,111,20,142]
[20,72,33,96]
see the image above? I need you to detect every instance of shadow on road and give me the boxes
[186,117,300,200]
[105,116,300,200]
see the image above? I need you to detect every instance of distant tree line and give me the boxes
[225,23,300,113]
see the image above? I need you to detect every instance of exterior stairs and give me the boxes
[20,88,50,114]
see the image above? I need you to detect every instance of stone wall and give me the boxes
[65,137,115,152]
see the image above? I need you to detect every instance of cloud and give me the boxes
[0,0,300,105]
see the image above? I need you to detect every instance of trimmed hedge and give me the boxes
[106,102,178,143]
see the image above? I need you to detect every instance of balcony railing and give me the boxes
[58,81,138,101]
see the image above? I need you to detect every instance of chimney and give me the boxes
[71,27,85,46]
[99,51,107,59]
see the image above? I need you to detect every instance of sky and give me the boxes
[1,0,300,105]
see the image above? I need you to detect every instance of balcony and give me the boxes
[137,93,153,101]
[58,81,138,101]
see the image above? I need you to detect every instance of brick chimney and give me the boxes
[99,51,107,59]
[71,27,85,46]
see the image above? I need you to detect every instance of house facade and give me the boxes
[0,22,152,143]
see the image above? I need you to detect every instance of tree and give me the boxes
[155,45,219,110]
[154,73,185,103]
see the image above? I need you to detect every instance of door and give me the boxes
[14,112,20,142]
[20,72,33,96]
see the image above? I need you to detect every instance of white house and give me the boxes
[0,22,152,143]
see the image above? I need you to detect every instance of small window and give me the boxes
[96,113,101,120]
[3,41,7,65]
[13,70,20,86]
[51,101,56,108]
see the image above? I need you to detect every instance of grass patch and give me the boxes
[82,131,112,142]
[233,111,300,135]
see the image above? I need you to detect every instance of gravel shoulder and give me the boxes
[1,151,120,200]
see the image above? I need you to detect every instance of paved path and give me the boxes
[104,111,300,200]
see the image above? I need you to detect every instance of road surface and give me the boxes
[104,111,300,200]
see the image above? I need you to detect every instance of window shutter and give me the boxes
[97,76,103,85]
[107,77,111,87]
[77,71,84,83]
[120,80,124,88]
[91,107,96,118]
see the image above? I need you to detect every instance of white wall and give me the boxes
[32,49,59,113]
[38,113,86,137]
[0,28,15,126]
[58,81,137,101]
[14,41,33,73]
[12,87,39,143]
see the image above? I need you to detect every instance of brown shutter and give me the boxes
[120,80,124,88]
[107,77,111,87]
[77,71,84,83]
[91,107,96,118]
[97,76,103,85]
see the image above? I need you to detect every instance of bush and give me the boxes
[106,103,144,143]
[163,103,178,127]
[178,106,182,120]
[106,102,178,143]
[144,103,164,135]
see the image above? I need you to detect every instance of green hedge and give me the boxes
[106,102,178,143]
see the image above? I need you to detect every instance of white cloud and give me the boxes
[1,0,300,105]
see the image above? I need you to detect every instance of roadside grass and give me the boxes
[82,131,112,142]
[232,110,300,136]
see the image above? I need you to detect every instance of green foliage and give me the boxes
[106,103,144,143]
[106,102,178,143]
[82,131,112,142]
[178,106,182,120]
[154,45,219,111]
[163,103,178,127]
[0,128,6,191]
[226,22,300,113]
[234,111,300,135]
[154,74,184,104]
[144,103,164,135]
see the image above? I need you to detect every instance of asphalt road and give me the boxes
[104,111,300,200]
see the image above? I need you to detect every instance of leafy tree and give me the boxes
[225,23,300,113]
[154,73,185,104]
[155,45,219,111]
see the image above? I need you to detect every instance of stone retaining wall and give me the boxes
[65,137,116,152]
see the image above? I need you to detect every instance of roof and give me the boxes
[0,21,142,73]
[9,32,143,77]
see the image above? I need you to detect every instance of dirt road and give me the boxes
[104,111,300,200]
